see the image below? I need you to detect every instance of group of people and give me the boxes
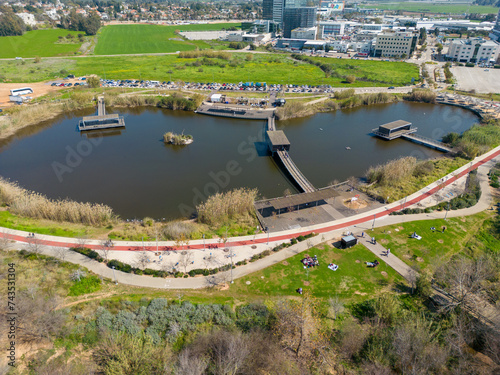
[301,255,319,268]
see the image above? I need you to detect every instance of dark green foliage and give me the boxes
[0,10,26,36]
[60,10,101,36]
[71,247,104,262]
[236,303,270,332]
[157,93,200,111]
[228,41,247,49]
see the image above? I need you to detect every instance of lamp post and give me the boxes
[112,266,117,285]
[230,250,234,284]
[372,214,376,230]
[265,226,269,245]
[444,202,450,220]
[203,234,205,250]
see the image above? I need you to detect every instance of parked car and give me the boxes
[388,86,395,89]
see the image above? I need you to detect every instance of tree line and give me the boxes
[59,10,102,36]
[0,7,26,36]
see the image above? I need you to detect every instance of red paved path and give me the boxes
[2,147,499,251]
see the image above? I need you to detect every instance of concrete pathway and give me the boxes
[359,236,416,281]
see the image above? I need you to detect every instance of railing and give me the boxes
[277,150,315,193]
[402,133,451,150]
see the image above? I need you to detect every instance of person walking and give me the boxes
[387,249,390,256]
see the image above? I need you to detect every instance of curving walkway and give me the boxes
[2,154,498,289]
[2,144,499,254]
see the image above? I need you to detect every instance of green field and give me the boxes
[94,23,241,55]
[69,53,418,87]
[361,2,499,14]
[0,29,83,58]
[0,58,77,82]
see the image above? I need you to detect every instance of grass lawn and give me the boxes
[94,23,240,55]
[0,29,83,59]
[0,58,77,83]
[0,210,108,238]
[360,3,498,14]
[371,211,497,272]
[70,53,418,87]
[231,244,402,301]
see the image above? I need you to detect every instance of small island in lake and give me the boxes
[163,131,193,145]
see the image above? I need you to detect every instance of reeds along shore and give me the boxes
[0,177,115,226]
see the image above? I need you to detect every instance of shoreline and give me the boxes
[0,89,492,238]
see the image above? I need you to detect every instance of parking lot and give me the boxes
[451,67,500,93]
[99,79,335,94]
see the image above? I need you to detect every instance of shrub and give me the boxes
[334,89,355,100]
[404,89,436,103]
[346,75,356,84]
[71,247,104,262]
[367,157,417,186]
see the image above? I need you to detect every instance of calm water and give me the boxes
[0,102,479,219]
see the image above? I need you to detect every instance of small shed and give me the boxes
[210,94,222,103]
[341,235,357,249]
[266,130,291,153]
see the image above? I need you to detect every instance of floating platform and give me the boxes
[78,97,125,131]
[372,119,453,153]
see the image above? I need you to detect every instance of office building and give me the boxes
[373,31,417,58]
[446,38,499,63]
[283,7,317,38]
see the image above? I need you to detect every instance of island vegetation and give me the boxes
[163,131,193,145]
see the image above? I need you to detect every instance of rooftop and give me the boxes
[267,130,290,146]
[379,120,412,131]
[267,187,340,210]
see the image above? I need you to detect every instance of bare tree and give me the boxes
[26,236,44,258]
[435,256,494,311]
[70,269,87,282]
[175,348,208,375]
[407,268,419,294]
[135,251,150,270]
[162,260,176,274]
[54,247,68,262]
[12,293,65,344]
[76,233,88,249]
[0,228,12,250]
[26,283,39,300]
[328,295,345,320]
[205,272,229,288]
[272,292,322,359]
[347,176,358,189]
[391,314,448,375]
[179,251,193,273]
[100,240,112,263]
